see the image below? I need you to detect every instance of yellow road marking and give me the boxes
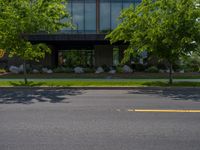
[133,109,200,113]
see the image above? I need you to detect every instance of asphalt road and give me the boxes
[0,87,200,150]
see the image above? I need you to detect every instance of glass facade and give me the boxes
[62,0,141,33]
[58,50,94,67]
[73,1,85,31]
[100,1,111,32]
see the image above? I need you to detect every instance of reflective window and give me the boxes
[122,0,131,9]
[85,2,96,32]
[113,47,119,66]
[72,2,84,32]
[61,2,72,32]
[123,0,138,8]
[135,0,142,7]
[58,50,94,67]
[60,0,142,33]
[100,1,111,32]
[111,2,122,29]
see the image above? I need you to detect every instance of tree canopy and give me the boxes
[0,0,72,60]
[106,0,200,83]
[0,0,72,83]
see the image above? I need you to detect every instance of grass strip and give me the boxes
[0,80,200,87]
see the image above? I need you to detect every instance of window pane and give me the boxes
[100,1,111,32]
[58,50,94,67]
[85,2,96,32]
[113,47,119,66]
[72,2,84,32]
[135,0,142,8]
[122,0,131,8]
[61,2,72,32]
[111,2,122,29]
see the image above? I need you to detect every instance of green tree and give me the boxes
[0,0,72,84]
[106,0,200,84]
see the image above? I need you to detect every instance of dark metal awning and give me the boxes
[27,33,125,50]
[28,33,108,42]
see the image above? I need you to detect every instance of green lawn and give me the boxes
[0,80,200,87]
[0,72,200,87]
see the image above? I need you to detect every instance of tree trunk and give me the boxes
[169,62,173,85]
[23,60,28,85]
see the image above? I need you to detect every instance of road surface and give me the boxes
[0,87,200,150]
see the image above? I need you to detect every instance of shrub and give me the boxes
[134,64,146,72]
[84,68,95,73]
[116,66,123,73]
[101,65,110,72]
[145,66,159,73]
[0,68,6,73]
[53,67,73,73]
[180,53,200,72]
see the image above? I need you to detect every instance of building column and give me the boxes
[51,47,58,68]
[96,0,100,33]
[94,45,113,67]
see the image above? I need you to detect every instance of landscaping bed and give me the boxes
[0,72,200,79]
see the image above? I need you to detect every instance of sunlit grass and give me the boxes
[0,80,200,87]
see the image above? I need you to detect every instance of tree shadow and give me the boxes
[142,81,200,87]
[0,88,84,104]
[127,87,200,102]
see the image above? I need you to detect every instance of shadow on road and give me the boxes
[0,88,83,104]
[128,88,200,102]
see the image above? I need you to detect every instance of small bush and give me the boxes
[145,66,159,73]
[53,67,73,73]
[116,66,123,73]
[134,64,146,72]
[101,65,110,72]
[0,68,6,73]
[84,68,95,73]
[180,53,200,72]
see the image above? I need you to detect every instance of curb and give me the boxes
[0,86,200,90]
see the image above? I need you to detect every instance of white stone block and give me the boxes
[123,65,133,73]
[95,67,104,74]
[9,66,20,74]
[74,67,84,73]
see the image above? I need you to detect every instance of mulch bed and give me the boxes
[0,72,200,79]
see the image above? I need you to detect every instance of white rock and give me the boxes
[33,69,39,73]
[159,69,165,73]
[19,64,24,72]
[139,59,144,64]
[179,70,185,73]
[166,69,174,73]
[123,65,133,73]
[9,66,20,74]
[141,51,148,58]
[95,67,104,74]
[47,69,53,74]
[42,68,48,73]
[74,67,84,73]
[109,70,116,74]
